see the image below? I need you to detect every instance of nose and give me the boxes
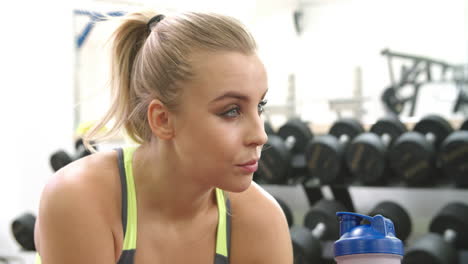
[245,114,268,147]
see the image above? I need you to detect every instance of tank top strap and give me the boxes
[214,188,231,263]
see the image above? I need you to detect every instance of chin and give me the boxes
[221,175,253,193]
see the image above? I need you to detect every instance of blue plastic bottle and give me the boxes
[334,212,404,264]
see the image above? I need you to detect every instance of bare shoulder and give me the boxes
[227,182,293,264]
[35,150,121,263]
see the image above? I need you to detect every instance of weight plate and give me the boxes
[439,131,468,187]
[345,133,387,185]
[413,115,453,150]
[305,135,343,184]
[382,87,404,115]
[257,135,291,184]
[11,213,36,251]
[429,202,468,250]
[278,118,313,154]
[388,132,435,186]
[50,150,73,172]
[290,226,322,264]
[329,118,365,141]
[370,116,407,147]
[461,119,468,131]
[275,197,294,227]
[403,233,456,264]
[369,201,412,242]
[264,121,275,135]
[303,199,347,240]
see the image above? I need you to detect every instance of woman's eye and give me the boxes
[258,100,268,114]
[222,107,241,118]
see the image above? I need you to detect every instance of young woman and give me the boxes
[35,10,293,264]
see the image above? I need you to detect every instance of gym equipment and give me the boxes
[380,48,466,117]
[11,212,36,251]
[264,121,275,135]
[277,118,313,154]
[274,196,293,228]
[346,117,406,185]
[439,131,468,187]
[368,201,412,242]
[460,119,468,131]
[403,202,468,264]
[305,118,364,185]
[256,118,313,184]
[388,114,453,185]
[50,138,95,172]
[291,199,347,263]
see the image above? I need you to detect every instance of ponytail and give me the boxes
[84,10,158,151]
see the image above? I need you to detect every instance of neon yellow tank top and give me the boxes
[36,147,231,264]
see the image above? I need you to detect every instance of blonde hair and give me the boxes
[83,10,257,149]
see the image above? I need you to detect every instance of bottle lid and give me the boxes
[334,212,404,257]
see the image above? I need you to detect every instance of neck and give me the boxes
[132,141,217,223]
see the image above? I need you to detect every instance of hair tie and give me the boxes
[147,14,165,33]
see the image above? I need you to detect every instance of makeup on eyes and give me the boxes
[218,99,268,118]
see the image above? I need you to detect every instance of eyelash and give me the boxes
[222,100,268,118]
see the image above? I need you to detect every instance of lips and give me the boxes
[239,159,258,166]
[237,159,259,173]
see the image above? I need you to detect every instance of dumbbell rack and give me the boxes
[262,182,468,263]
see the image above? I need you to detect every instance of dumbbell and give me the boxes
[345,116,407,185]
[403,202,468,264]
[368,201,412,242]
[460,119,468,131]
[11,212,36,251]
[274,196,294,228]
[439,130,468,187]
[264,120,275,135]
[305,118,364,185]
[388,114,453,186]
[291,199,347,263]
[256,118,313,184]
[50,138,95,172]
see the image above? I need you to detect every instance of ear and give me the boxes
[147,99,175,140]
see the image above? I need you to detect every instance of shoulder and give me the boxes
[38,150,120,217]
[227,182,293,264]
[35,150,122,263]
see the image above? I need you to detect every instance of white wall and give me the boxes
[0,0,74,254]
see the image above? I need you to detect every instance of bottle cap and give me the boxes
[334,212,404,257]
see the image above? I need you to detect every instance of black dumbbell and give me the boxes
[256,118,313,184]
[439,130,468,187]
[403,202,468,264]
[291,199,347,263]
[274,196,294,228]
[305,118,364,185]
[50,138,95,172]
[388,114,453,186]
[368,201,412,242]
[460,119,468,131]
[11,212,36,251]
[264,120,275,135]
[345,116,407,185]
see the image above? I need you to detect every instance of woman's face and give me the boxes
[172,51,268,192]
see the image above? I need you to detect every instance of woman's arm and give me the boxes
[35,168,117,264]
[229,182,293,264]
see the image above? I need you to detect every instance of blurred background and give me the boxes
[1,0,467,263]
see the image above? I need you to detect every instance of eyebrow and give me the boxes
[210,89,268,103]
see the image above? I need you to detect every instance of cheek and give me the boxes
[192,119,241,158]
